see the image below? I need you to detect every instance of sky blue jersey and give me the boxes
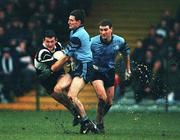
[64,26,92,63]
[91,34,130,72]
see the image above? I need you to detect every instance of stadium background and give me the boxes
[0,0,180,139]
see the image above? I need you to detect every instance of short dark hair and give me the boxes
[70,9,85,24]
[99,19,112,28]
[43,29,56,39]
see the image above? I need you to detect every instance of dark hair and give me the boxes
[43,29,56,39]
[70,9,85,24]
[99,19,112,28]
[2,47,11,53]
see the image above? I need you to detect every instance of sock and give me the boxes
[96,99,106,124]
[103,103,112,117]
[61,94,80,118]
[80,116,89,125]
[53,93,80,118]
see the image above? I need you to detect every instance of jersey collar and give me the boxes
[42,43,56,53]
[100,35,114,45]
[72,25,84,34]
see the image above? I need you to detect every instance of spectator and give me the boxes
[161,10,175,29]
[156,18,169,36]
[16,40,36,92]
[0,24,8,46]
[0,8,6,26]
[173,21,180,36]
[132,49,156,103]
[6,17,25,46]
[143,25,156,49]
[0,47,23,102]
[167,29,177,47]
[165,41,180,101]
[131,39,145,64]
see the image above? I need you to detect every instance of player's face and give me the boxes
[68,15,81,30]
[99,25,112,42]
[43,37,56,51]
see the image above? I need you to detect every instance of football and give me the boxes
[53,51,65,60]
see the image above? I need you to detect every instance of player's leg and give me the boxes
[51,74,80,120]
[104,86,114,116]
[67,76,86,117]
[97,87,114,132]
[68,77,90,133]
[92,80,107,125]
[68,77,99,134]
[93,69,115,133]
[103,69,115,116]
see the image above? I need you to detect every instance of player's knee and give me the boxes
[98,94,107,102]
[53,86,63,94]
[67,94,77,102]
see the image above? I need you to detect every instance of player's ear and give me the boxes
[75,19,81,25]
[110,27,113,33]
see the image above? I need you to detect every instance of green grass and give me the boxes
[0,110,180,140]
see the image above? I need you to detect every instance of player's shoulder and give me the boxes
[113,34,125,43]
[55,42,63,51]
[75,29,89,41]
[36,47,51,61]
[38,47,50,56]
[72,26,87,35]
[91,35,100,43]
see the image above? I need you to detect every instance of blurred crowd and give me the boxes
[130,9,180,104]
[0,0,92,56]
[0,0,92,103]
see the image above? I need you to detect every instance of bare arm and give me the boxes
[51,53,70,72]
[125,54,131,72]
[124,54,131,80]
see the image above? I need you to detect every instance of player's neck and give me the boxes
[100,36,113,45]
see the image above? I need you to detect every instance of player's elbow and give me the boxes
[51,65,60,72]
[53,85,63,94]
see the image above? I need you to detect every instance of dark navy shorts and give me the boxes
[91,68,115,88]
[40,69,65,94]
[69,62,93,83]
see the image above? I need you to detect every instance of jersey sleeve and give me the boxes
[91,43,99,64]
[37,49,56,66]
[63,37,81,56]
[55,42,64,51]
[119,41,130,56]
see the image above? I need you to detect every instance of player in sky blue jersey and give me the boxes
[91,19,131,133]
[49,9,99,134]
